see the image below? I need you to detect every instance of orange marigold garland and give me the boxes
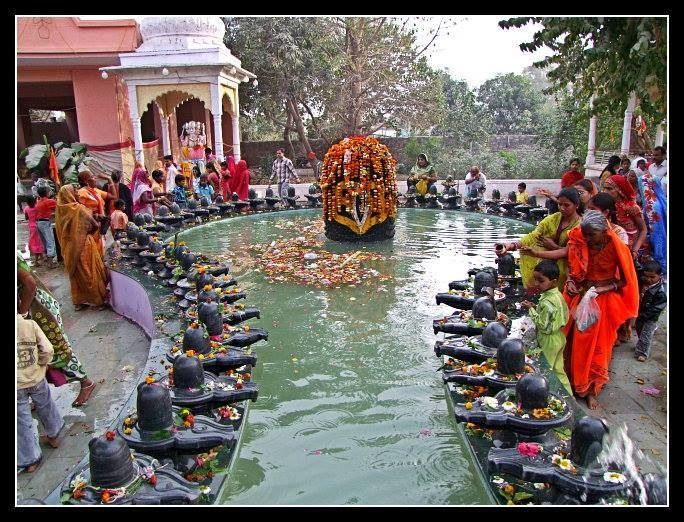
[320,136,398,235]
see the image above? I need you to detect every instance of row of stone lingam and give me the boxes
[60,205,274,505]
[398,186,549,223]
[431,263,666,505]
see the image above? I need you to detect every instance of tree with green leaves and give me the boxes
[431,71,489,148]
[476,73,544,134]
[499,17,667,123]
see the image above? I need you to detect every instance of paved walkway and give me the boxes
[16,216,150,503]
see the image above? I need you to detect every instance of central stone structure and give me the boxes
[320,136,398,242]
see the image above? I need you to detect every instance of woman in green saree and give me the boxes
[496,187,583,292]
[407,153,437,196]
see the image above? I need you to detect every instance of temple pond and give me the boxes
[177,208,532,505]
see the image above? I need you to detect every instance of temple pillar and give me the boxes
[231,88,241,161]
[620,92,637,155]
[586,115,598,166]
[160,117,171,156]
[655,122,665,147]
[127,84,143,162]
[209,82,224,161]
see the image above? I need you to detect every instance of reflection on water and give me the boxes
[179,209,531,505]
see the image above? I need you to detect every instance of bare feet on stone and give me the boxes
[72,379,96,407]
[586,394,599,410]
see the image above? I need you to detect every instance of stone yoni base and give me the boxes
[324,218,395,242]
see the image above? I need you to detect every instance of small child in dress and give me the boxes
[635,260,667,362]
[516,182,529,204]
[110,199,129,240]
[23,195,45,266]
[17,299,64,473]
[521,260,572,394]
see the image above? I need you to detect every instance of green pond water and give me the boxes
[179,208,532,505]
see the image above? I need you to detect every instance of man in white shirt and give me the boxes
[164,155,179,192]
[648,146,667,181]
[464,166,486,197]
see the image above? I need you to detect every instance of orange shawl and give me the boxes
[563,226,639,397]
[55,185,107,306]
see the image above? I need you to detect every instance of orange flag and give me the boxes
[48,146,60,187]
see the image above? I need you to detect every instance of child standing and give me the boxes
[516,182,529,204]
[23,195,45,266]
[110,199,129,239]
[17,307,64,473]
[635,261,667,362]
[521,260,572,394]
[172,174,189,208]
[34,186,58,268]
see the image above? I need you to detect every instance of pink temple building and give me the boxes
[17,16,255,182]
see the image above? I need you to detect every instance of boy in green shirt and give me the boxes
[521,260,572,394]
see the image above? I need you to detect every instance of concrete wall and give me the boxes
[241,135,541,171]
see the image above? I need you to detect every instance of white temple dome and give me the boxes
[137,16,226,52]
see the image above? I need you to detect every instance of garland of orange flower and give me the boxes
[320,136,398,234]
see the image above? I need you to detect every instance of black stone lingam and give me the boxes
[497,338,526,376]
[182,324,212,355]
[305,185,322,208]
[174,244,189,259]
[404,186,417,208]
[442,187,461,210]
[495,253,516,276]
[436,320,509,362]
[197,287,219,303]
[170,202,182,214]
[89,432,137,488]
[198,301,223,337]
[487,414,636,503]
[143,213,153,224]
[569,416,609,468]
[195,272,215,293]
[180,252,197,272]
[136,230,150,247]
[187,199,198,210]
[474,270,497,295]
[435,286,504,312]
[515,371,548,409]
[443,336,536,390]
[285,186,299,208]
[483,322,509,349]
[168,324,260,370]
[134,213,146,227]
[62,433,200,505]
[422,184,438,209]
[156,354,259,412]
[492,189,501,201]
[118,382,237,457]
[264,187,281,209]
[157,205,170,217]
[527,195,537,207]
[472,289,497,320]
[137,381,174,433]
[248,188,265,210]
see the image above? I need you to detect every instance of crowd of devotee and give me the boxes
[404,148,667,409]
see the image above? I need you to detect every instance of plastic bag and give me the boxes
[574,286,600,332]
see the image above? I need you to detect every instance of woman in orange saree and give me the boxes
[77,170,109,255]
[563,210,639,409]
[55,185,109,310]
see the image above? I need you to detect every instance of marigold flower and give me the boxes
[145,376,155,384]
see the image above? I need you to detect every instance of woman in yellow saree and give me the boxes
[497,187,582,292]
[54,185,109,310]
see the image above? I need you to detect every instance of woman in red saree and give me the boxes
[563,210,639,409]
[55,185,109,310]
[230,160,251,201]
